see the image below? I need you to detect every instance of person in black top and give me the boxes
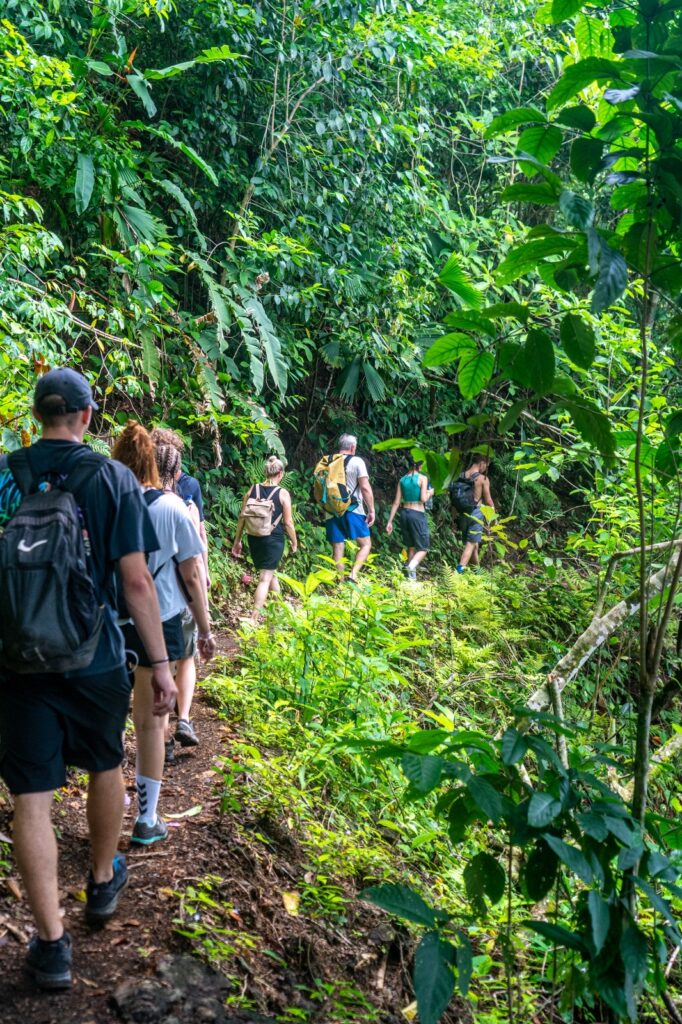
[232,456,298,619]
[0,369,176,991]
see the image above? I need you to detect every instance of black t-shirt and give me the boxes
[176,472,205,521]
[0,440,159,677]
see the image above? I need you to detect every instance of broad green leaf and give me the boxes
[498,399,528,433]
[559,190,594,229]
[555,105,596,131]
[501,182,560,205]
[401,753,444,795]
[413,933,456,1024]
[373,438,417,451]
[145,45,242,79]
[481,301,529,321]
[75,153,95,215]
[591,242,628,313]
[456,936,473,996]
[438,253,482,308]
[524,920,587,953]
[126,74,157,117]
[576,810,609,840]
[458,350,494,399]
[361,884,439,927]
[560,313,596,368]
[563,399,616,456]
[620,924,648,986]
[543,834,593,884]
[501,727,528,765]
[517,124,563,166]
[141,329,161,384]
[466,776,503,822]
[484,106,546,137]
[496,236,577,286]
[524,330,555,394]
[588,891,610,953]
[665,411,682,438]
[443,311,498,337]
[547,58,623,110]
[129,123,219,184]
[551,0,583,21]
[528,791,562,828]
[464,851,506,906]
[423,333,475,368]
[524,840,558,901]
[570,137,605,183]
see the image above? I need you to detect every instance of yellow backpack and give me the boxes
[313,454,357,517]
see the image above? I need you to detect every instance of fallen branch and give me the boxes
[595,538,682,617]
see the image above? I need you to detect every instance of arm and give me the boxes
[178,555,216,661]
[232,490,251,557]
[199,520,210,587]
[386,483,401,533]
[119,552,177,715]
[481,477,496,511]
[359,476,375,527]
[280,489,298,552]
[420,474,434,504]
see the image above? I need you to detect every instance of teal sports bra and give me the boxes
[400,472,423,503]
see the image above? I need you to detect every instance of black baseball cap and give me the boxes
[34,368,99,413]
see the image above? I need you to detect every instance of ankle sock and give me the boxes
[136,774,161,826]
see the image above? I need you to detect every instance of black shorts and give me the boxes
[247,532,285,571]
[0,666,132,794]
[121,612,185,669]
[399,508,430,552]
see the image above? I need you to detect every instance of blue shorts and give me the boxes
[460,506,484,544]
[326,511,371,544]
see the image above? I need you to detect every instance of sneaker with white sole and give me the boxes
[131,816,169,846]
[25,931,73,990]
[175,718,199,747]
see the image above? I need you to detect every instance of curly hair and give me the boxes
[111,422,161,487]
[150,426,185,453]
[155,442,181,490]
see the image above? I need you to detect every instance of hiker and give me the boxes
[314,433,376,582]
[231,455,298,619]
[151,427,208,754]
[0,369,176,991]
[451,455,496,573]
[111,423,216,846]
[385,459,434,580]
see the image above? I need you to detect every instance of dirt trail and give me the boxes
[0,634,415,1024]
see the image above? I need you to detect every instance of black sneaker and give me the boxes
[25,931,72,990]
[85,855,128,924]
[164,738,176,765]
[175,718,199,747]
[131,816,169,846]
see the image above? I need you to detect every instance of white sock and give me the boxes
[407,559,417,570]
[136,775,162,826]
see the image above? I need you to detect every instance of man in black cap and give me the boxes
[0,368,176,990]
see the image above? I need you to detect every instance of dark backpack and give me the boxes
[0,449,107,674]
[449,471,480,514]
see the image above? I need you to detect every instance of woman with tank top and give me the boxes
[232,456,298,619]
[386,459,433,580]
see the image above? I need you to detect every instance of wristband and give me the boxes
[151,657,169,665]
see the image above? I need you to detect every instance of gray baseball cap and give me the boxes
[34,368,99,413]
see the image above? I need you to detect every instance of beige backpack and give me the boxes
[242,484,282,537]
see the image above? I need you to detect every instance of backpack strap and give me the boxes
[61,451,109,498]
[144,488,164,506]
[7,449,35,496]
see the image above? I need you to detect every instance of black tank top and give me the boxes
[250,483,284,537]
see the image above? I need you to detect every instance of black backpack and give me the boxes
[449,471,480,514]
[0,448,107,674]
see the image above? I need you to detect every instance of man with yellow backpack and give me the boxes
[313,433,376,583]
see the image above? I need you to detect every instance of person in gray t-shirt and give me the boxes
[324,433,376,583]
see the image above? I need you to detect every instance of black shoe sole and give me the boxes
[85,876,128,924]
[26,966,72,990]
[174,729,199,747]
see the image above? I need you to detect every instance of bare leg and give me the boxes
[253,570,274,617]
[332,541,345,577]
[269,574,281,595]
[133,665,169,781]
[175,656,196,722]
[470,545,480,566]
[350,537,372,581]
[13,791,63,940]
[409,549,428,568]
[407,547,416,562]
[87,768,125,882]
[458,540,477,568]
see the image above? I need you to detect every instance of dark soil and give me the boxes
[0,633,426,1024]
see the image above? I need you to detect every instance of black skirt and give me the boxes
[247,533,285,571]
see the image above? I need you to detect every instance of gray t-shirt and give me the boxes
[345,455,369,516]
[147,491,205,621]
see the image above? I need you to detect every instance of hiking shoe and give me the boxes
[175,718,199,747]
[25,931,72,990]
[406,567,417,581]
[164,738,176,765]
[131,816,168,846]
[85,856,128,924]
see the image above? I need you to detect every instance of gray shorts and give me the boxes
[181,607,197,659]
[460,506,484,544]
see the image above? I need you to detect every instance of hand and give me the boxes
[151,663,177,717]
[197,634,217,662]
[366,509,376,528]
[290,543,298,554]
[232,540,243,558]
[386,521,393,534]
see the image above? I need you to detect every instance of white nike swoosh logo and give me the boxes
[18,539,48,553]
